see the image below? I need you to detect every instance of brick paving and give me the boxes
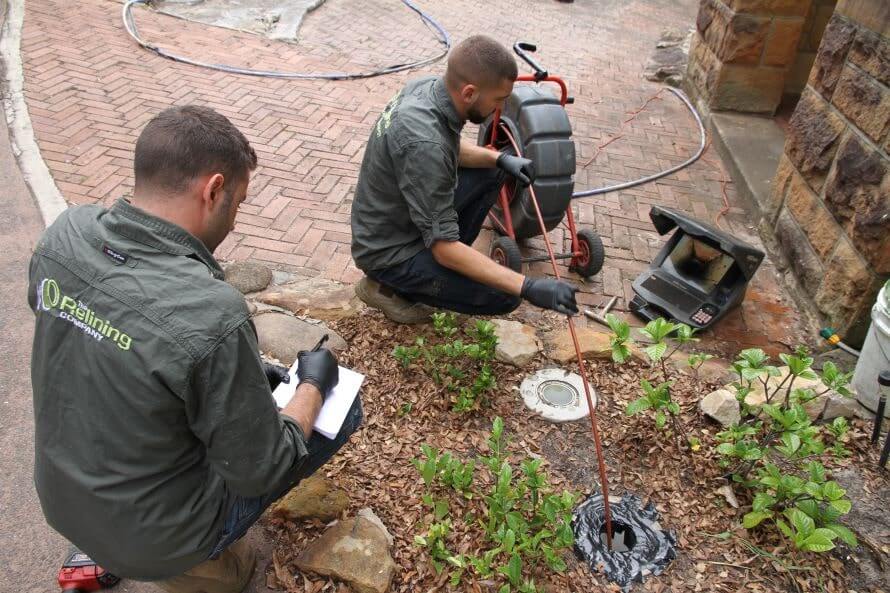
[20,0,813,356]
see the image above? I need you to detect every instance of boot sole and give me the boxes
[355,279,432,325]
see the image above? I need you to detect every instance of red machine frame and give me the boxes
[483,44,597,276]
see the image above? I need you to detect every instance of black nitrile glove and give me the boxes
[263,362,291,391]
[296,348,339,400]
[496,153,536,186]
[521,277,579,316]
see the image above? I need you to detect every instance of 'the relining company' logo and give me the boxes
[37,278,133,351]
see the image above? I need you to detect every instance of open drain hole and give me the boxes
[599,521,637,552]
[574,493,677,590]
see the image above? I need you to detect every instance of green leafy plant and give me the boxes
[607,315,695,447]
[393,315,498,412]
[413,418,577,592]
[716,348,858,554]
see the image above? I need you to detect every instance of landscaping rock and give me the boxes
[253,313,346,366]
[224,261,273,294]
[803,392,864,422]
[358,507,394,547]
[491,319,541,367]
[271,475,349,522]
[295,514,397,593]
[543,326,643,364]
[257,276,363,321]
[699,388,741,426]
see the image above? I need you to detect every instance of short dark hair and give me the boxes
[445,35,518,89]
[134,105,257,194]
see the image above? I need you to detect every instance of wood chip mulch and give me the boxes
[263,311,889,593]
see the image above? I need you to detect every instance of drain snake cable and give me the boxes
[121,0,451,80]
[500,122,615,549]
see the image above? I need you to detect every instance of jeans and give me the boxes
[369,167,522,316]
[207,398,364,559]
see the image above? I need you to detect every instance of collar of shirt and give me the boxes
[432,77,464,134]
[102,198,225,279]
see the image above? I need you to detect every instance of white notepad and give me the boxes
[272,360,365,439]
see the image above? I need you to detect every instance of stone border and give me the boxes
[1,0,67,227]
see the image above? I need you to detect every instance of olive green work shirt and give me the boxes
[351,76,465,272]
[27,199,309,580]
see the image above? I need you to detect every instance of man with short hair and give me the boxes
[351,35,579,323]
[28,105,359,593]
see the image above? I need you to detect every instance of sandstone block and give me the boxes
[814,237,876,330]
[766,153,794,221]
[836,0,890,37]
[763,19,805,66]
[698,0,770,65]
[785,89,845,191]
[687,33,721,96]
[785,170,840,261]
[775,208,824,296]
[257,276,363,321]
[823,134,890,274]
[714,64,786,113]
[727,0,813,17]
[831,64,890,144]
[849,27,890,86]
[809,14,858,99]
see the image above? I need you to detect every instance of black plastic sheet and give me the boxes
[573,493,677,590]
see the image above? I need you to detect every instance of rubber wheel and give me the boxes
[490,236,523,273]
[570,229,605,278]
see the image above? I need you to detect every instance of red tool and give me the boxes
[58,550,120,592]
[484,42,614,548]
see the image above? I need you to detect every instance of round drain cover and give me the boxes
[520,368,596,422]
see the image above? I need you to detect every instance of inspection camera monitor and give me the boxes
[629,206,764,330]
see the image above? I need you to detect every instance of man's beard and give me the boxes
[467,104,491,125]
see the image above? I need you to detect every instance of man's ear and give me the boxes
[460,83,479,105]
[200,173,226,211]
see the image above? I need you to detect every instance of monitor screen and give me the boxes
[660,234,734,295]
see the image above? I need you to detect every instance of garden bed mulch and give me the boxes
[263,310,888,593]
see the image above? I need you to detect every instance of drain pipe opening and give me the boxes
[574,493,677,590]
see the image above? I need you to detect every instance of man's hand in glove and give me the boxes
[296,349,339,400]
[496,153,536,186]
[262,362,291,391]
[520,277,579,316]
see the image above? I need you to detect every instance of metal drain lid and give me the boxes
[520,368,596,422]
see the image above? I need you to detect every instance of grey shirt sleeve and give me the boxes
[187,322,309,497]
[394,140,461,248]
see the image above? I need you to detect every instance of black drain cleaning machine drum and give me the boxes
[479,85,576,240]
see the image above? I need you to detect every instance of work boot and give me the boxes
[154,539,256,593]
[355,276,433,324]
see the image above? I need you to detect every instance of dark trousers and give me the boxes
[207,398,363,559]
[369,167,522,316]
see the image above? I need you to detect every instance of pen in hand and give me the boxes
[311,334,329,352]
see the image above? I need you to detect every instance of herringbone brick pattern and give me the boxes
[21,0,810,354]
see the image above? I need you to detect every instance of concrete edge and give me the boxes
[0,0,67,228]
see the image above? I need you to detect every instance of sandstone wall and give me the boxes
[766,0,888,344]
[687,0,815,114]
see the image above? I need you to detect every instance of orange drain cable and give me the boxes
[500,124,614,549]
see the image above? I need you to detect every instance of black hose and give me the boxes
[121,0,451,81]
